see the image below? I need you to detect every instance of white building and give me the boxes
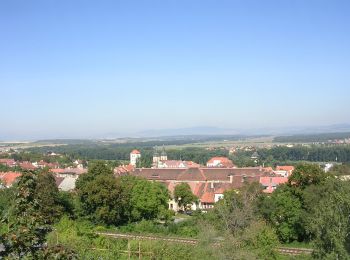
[130,150,141,166]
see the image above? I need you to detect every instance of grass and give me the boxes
[281,241,312,249]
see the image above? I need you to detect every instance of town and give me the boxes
[1,147,295,210]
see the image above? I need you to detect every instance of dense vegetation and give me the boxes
[231,145,350,167]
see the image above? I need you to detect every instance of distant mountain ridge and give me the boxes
[1,123,350,141]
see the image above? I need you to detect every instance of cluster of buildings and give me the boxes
[0,148,294,212]
[0,158,87,191]
[114,149,293,211]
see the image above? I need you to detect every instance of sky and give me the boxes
[0,0,350,140]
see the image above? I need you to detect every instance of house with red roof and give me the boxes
[0,159,16,167]
[0,172,22,188]
[130,150,141,166]
[206,157,236,168]
[19,161,37,170]
[260,176,288,193]
[116,166,268,211]
[275,165,295,177]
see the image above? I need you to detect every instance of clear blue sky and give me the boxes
[1,0,349,139]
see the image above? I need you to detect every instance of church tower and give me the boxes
[160,145,167,161]
[130,149,141,166]
[153,146,161,165]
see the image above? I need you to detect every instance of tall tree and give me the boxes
[128,178,170,221]
[0,171,50,258]
[259,185,304,242]
[288,163,330,189]
[303,179,350,258]
[215,182,262,235]
[76,161,127,225]
[35,170,63,224]
[174,183,197,210]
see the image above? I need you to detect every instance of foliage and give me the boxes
[330,163,350,176]
[174,183,198,209]
[76,162,127,225]
[288,163,331,189]
[0,171,51,258]
[0,186,15,219]
[35,169,64,224]
[214,182,262,235]
[128,178,170,222]
[260,185,304,242]
[303,178,350,259]
[258,145,350,163]
[76,162,171,225]
[117,218,200,238]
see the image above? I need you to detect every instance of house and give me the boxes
[51,167,87,191]
[276,165,294,177]
[130,150,141,166]
[116,166,268,211]
[19,161,37,170]
[0,159,16,167]
[260,176,288,193]
[35,160,59,169]
[114,164,135,175]
[156,160,200,169]
[50,167,87,178]
[0,171,22,188]
[206,157,235,168]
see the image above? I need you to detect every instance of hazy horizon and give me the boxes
[1,1,349,140]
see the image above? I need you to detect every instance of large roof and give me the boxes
[0,171,22,187]
[124,167,266,182]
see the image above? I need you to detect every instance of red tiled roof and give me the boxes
[50,167,87,175]
[276,166,294,172]
[54,176,65,187]
[260,176,288,186]
[177,168,207,181]
[0,159,16,167]
[0,171,22,186]
[114,164,135,175]
[19,162,36,170]
[131,150,141,154]
[206,157,235,168]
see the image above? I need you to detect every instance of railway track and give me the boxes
[277,247,313,256]
[97,232,313,256]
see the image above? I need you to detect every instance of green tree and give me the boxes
[35,170,64,224]
[303,178,350,259]
[174,183,197,210]
[76,162,127,225]
[0,171,51,258]
[214,182,262,235]
[260,185,304,242]
[128,178,170,221]
[288,163,331,189]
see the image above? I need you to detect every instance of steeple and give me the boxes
[153,146,160,164]
[160,145,167,161]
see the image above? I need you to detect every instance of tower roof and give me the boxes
[131,149,141,154]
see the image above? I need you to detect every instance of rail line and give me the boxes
[97,232,313,255]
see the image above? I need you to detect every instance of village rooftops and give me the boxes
[0,171,22,187]
[117,166,268,182]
